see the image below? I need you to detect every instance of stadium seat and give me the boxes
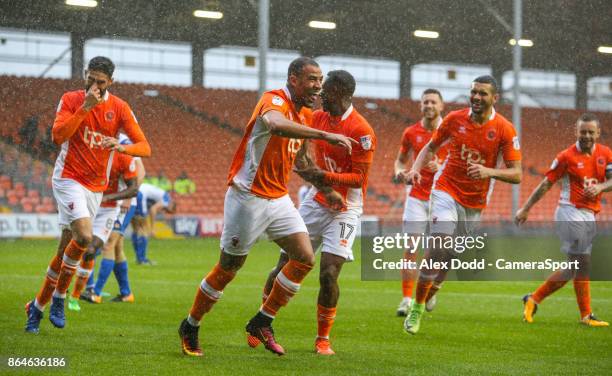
[2,75,611,220]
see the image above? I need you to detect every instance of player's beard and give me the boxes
[470,101,485,114]
[579,138,593,151]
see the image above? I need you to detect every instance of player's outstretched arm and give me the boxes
[261,112,357,152]
[514,177,553,225]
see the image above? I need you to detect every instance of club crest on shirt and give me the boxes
[459,126,466,134]
[577,162,584,169]
[486,129,496,141]
[105,111,115,122]
[360,135,372,150]
[416,136,423,143]
[68,202,74,211]
[272,95,284,106]
[597,157,605,166]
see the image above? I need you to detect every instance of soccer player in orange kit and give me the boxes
[516,113,612,327]
[403,75,522,335]
[394,88,447,316]
[25,56,151,333]
[261,70,376,355]
[178,57,356,357]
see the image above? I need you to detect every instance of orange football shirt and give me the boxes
[400,120,449,201]
[546,142,612,213]
[52,90,148,192]
[310,106,376,209]
[430,108,522,209]
[227,87,312,199]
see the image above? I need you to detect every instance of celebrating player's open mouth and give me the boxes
[471,100,482,113]
[307,90,320,105]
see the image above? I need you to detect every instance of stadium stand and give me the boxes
[2,75,611,220]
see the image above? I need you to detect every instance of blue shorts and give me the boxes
[135,191,146,216]
[113,203,137,236]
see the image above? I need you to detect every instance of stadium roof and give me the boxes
[1,0,611,77]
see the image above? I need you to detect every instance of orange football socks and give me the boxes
[53,240,87,299]
[188,263,236,325]
[532,270,568,303]
[261,260,313,318]
[34,254,63,310]
[317,304,337,340]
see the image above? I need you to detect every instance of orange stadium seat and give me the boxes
[1,75,611,220]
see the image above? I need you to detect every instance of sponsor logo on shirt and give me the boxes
[287,138,303,155]
[324,155,340,172]
[460,144,485,164]
[83,126,106,149]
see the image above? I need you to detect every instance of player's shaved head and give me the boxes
[422,88,443,101]
[87,56,115,79]
[325,70,356,98]
[577,112,600,128]
[473,75,498,94]
[288,57,319,78]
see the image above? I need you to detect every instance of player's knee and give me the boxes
[74,233,93,248]
[219,252,246,272]
[319,267,339,288]
[299,253,316,267]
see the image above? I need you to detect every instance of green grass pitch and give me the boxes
[1,238,610,375]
